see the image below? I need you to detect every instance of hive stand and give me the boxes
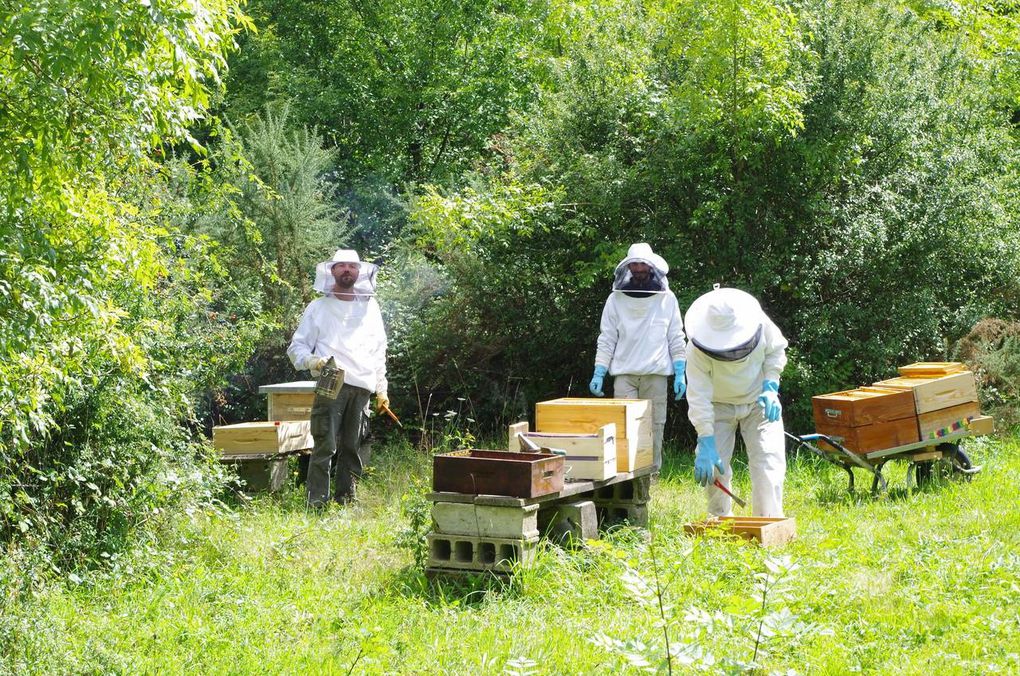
[426,467,653,577]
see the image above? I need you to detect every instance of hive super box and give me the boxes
[535,398,653,472]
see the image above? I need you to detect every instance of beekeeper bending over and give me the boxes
[685,285,788,517]
[589,243,687,470]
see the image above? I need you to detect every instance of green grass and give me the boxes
[3,435,1020,674]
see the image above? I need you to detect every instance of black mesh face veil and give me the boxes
[692,324,764,362]
[613,265,665,298]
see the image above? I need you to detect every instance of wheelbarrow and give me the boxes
[785,426,984,495]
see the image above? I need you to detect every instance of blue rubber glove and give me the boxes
[694,436,726,486]
[758,379,782,422]
[589,365,608,397]
[673,360,686,400]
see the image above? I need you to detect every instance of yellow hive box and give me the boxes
[684,516,796,547]
[212,421,313,455]
[508,422,617,481]
[258,381,316,421]
[535,398,652,472]
[874,371,978,415]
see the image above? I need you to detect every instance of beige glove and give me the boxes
[375,393,390,413]
[309,356,328,377]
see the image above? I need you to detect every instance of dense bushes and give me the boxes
[396,0,1020,437]
[0,0,251,570]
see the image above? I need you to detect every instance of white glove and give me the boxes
[309,356,328,377]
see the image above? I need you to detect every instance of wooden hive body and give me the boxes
[811,386,915,427]
[685,516,796,547]
[212,421,313,455]
[812,386,919,453]
[874,371,978,415]
[535,398,652,472]
[432,450,565,498]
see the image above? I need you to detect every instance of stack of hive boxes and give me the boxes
[210,381,316,491]
[812,362,992,454]
[523,397,654,527]
[530,397,654,476]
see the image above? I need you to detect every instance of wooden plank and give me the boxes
[968,415,994,436]
[917,401,982,440]
[507,422,530,451]
[684,516,796,547]
[896,362,966,378]
[816,416,920,454]
[212,421,313,455]
[811,386,916,428]
[535,398,652,472]
[874,372,977,414]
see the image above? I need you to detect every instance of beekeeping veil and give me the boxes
[685,285,765,361]
[313,249,379,297]
[612,243,670,297]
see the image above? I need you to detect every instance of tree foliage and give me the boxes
[403,0,1020,433]
[0,0,250,566]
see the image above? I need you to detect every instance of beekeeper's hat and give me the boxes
[313,249,378,296]
[614,242,668,276]
[685,284,765,357]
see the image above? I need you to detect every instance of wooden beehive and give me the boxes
[873,371,978,415]
[507,422,617,481]
[535,398,652,472]
[684,516,796,547]
[432,450,565,498]
[917,401,982,440]
[258,381,316,421]
[811,387,916,428]
[812,386,920,454]
[896,362,967,378]
[212,421,313,455]
[818,418,920,454]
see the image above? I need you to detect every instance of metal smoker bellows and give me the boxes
[315,356,345,399]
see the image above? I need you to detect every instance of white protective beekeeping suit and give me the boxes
[594,243,687,469]
[287,249,388,399]
[685,285,788,517]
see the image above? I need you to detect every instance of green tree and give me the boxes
[0,0,250,566]
[223,0,546,185]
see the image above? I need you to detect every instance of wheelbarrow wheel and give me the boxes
[917,443,974,487]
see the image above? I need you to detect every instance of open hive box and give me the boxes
[432,450,565,498]
[507,421,617,481]
[684,516,796,547]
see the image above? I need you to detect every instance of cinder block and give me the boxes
[595,503,649,528]
[431,502,540,539]
[426,533,539,572]
[539,500,598,546]
[593,475,651,504]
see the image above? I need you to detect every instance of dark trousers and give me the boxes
[307,383,371,506]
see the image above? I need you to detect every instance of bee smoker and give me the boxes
[314,356,345,399]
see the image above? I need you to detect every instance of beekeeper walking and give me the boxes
[288,249,388,507]
[685,285,788,517]
[588,243,687,470]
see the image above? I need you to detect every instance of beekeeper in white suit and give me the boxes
[685,285,788,517]
[288,249,388,507]
[589,243,687,470]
